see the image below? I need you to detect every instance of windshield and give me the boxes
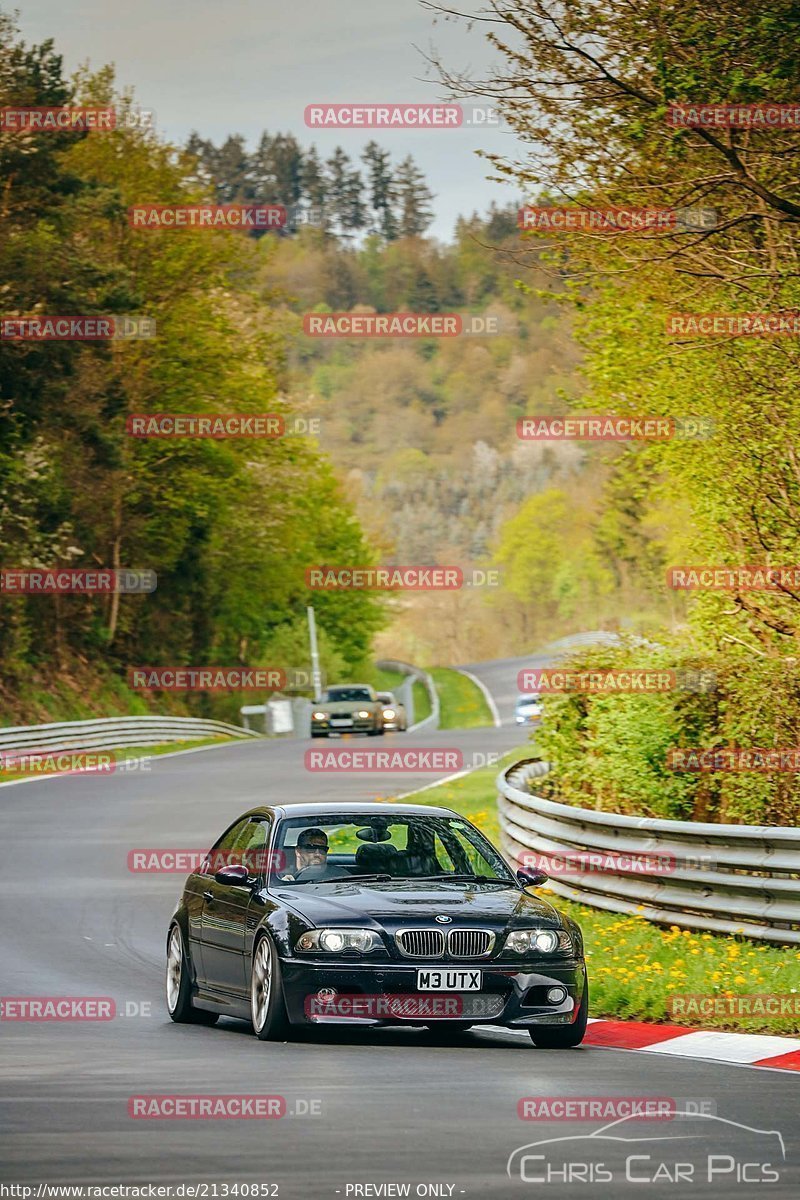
[272,812,515,885]
[325,687,373,702]
[516,695,540,707]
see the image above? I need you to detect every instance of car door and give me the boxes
[200,816,271,995]
[185,817,252,986]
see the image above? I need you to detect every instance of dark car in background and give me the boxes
[377,690,408,731]
[309,685,384,737]
[166,801,588,1047]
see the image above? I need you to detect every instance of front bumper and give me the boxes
[311,717,379,735]
[279,957,586,1027]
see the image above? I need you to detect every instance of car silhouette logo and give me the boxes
[435,915,452,924]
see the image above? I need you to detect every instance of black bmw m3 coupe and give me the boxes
[166,801,588,1047]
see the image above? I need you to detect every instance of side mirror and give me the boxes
[215,863,251,886]
[517,867,548,887]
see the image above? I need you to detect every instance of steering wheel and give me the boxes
[294,863,346,881]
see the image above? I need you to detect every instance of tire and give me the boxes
[528,980,588,1048]
[368,723,385,737]
[166,924,219,1025]
[250,934,290,1041]
[310,731,327,738]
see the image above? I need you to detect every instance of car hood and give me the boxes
[273,880,563,929]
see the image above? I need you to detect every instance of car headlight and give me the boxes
[357,709,371,718]
[312,711,327,720]
[382,708,395,719]
[504,928,572,955]
[295,927,381,954]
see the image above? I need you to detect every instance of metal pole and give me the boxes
[307,605,322,701]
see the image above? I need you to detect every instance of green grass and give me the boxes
[361,666,408,693]
[429,667,494,729]
[403,749,800,1035]
[411,679,432,725]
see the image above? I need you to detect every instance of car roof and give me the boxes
[240,800,462,821]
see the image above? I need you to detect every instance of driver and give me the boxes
[295,827,329,872]
[275,827,339,882]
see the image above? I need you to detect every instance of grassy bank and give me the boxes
[407,749,800,1035]
[412,680,433,725]
[430,667,494,729]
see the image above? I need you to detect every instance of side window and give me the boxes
[213,819,251,853]
[202,818,251,874]
[236,820,271,876]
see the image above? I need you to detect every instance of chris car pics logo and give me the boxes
[507,1112,784,1185]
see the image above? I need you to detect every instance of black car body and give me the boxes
[166,801,588,1047]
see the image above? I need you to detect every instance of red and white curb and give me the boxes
[583,1016,800,1072]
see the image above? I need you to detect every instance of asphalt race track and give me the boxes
[2,704,799,1198]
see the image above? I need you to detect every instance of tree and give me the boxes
[394,155,434,237]
[325,147,365,235]
[300,145,329,227]
[0,18,387,722]
[361,141,398,239]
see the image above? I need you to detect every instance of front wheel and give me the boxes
[251,935,290,1041]
[166,924,218,1025]
[528,980,588,1048]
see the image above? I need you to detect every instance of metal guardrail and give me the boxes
[375,659,439,732]
[497,758,800,945]
[0,715,259,754]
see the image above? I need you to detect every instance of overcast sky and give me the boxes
[14,0,527,239]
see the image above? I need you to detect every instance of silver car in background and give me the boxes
[515,693,543,725]
[377,690,408,731]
